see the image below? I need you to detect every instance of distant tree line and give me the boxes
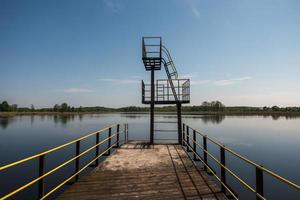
[2,100,300,114]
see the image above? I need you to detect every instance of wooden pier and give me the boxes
[1,37,299,199]
[58,142,226,200]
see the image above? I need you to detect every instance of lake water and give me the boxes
[0,113,299,199]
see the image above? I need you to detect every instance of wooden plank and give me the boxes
[58,142,227,200]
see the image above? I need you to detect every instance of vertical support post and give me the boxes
[203,135,207,171]
[167,80,169,101]
[187,126,191,152]
[95,132,99,166]
[150,66,155,145]
[126,123,129,143]
[182,123,186,146]
[38,155,45,198]
[124,124,127,143]
[220,146,226,193]
[156,80,158,101]
[256,166,264,200]
[193,130,197,161]
[75,141,80,181]
[116,124,120,148]
[107,127,112,155]
[163,84,165,101]
[177,79,180,100]
[177,103,182,145]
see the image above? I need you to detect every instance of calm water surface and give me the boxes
[0,113,299,199]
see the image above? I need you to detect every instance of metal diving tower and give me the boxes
[141,37,190,144]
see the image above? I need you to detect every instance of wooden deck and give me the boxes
[58,142,227,200]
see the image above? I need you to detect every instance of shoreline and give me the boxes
[2,111,300,117]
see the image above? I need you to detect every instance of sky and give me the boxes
[0,0,300,108]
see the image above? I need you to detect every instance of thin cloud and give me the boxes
[181,73,195,79]
[192,7,200,18]
[214,76,252,86]
[103,0,123,14]
[186,0,201,18]
[130,75,143,79]
[61,88,94,93]
[191,80,211,85]
[98,78,139,85]
[189,76,252,86]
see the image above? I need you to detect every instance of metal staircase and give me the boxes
[161,45,178,101]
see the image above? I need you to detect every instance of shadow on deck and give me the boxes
[58,142,226,200]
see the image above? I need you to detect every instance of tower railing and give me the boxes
[142,37,162,70]
[142,79,190,103]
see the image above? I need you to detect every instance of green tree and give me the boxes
[272,106,280,111]
[31,104,35,112]
[60,103,68,112]
[53,104,60,112]
[1,101,9,112]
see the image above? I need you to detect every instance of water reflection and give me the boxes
[53,115,76,126]
[271,115,280,120]
[2,113,300,129]
[0,117,14,130]
[201,115,225,124]
[30,115,34,125]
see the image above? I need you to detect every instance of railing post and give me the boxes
[127,123,129,142]
[193,130,198,161]
[177,103,182,145]
[107,127,112,155]
[116,124,120,148]
[124,124,127,143]
[203,135,207,171]
[125,124,128,143]
[256,166,264,200]
[95,132,99,166]
[75,141,80,181]
[220,145,226,193]
[187,126,191,152]
[182,123,186,146]
[38,155,45,198]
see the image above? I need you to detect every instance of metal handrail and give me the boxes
[40,141,118,200]
[186,125,300,191]
[185,137,265,200]
[142,79,190,102]
[142,37,162,59]
[183,123,300,199]
[161,45,178,79]
[182,140,239,200]
[0,124,117,171]
[0,123,129,199]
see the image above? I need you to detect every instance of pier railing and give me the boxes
[182,123,300,200]
[0,123,128,200]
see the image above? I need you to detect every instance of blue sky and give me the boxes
[0,0,300,108]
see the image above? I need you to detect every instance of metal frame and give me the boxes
[142,37,162,70]
[0,124,129,200]
[142,79,190,104]
[182,123,300,199]
[141,37,190,145]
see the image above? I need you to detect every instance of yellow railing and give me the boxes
[0,123,128,200]
[182,123,300,200]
